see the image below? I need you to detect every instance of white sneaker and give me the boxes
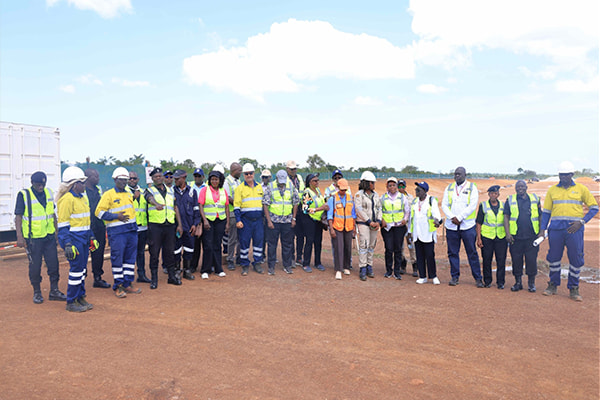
[218,272,226,277]
[416,278,428,284]
[335,271,342,280]
[201,273,209,279]
[343,269,351,275]
[432,277,440,285]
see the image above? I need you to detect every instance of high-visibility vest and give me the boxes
[225,175,240,212]
[480,201,506,239]
[147,186,175,224]
[410,196,437,233]
[204,187,227,221]
[304,187,325,222]
[332,192,355,232]
[97,188,137,230]
[268,181,293,216]
[381,192,405,224]
[126,186,148,228]
[57,192,91,232]
[288,175,305,192]
[448,182,477,221]
[21,187,56,239]
[508,193,540,235]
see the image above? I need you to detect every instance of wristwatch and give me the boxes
[580,219,586,225]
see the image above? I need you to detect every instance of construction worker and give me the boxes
[541,161,598,301]
[324,169,352,269]
[476,185,508,289]
[503,180,542,293]
[95,167,141,298]
[190,168,205,274]
[301,173,329,273]
[56,166,96,312]
[327,178,355,280]
[398,179,418,277]
[198,170,229,279]
[223,162,242,270]
[145,167,183,288]
[125,170,151,283]
[407,182,442,284]
[234,163,265,275]
[380,177,410,279]
[173,169,201,280]
[84,168,111,288]
[263,169,300,275]
[287,160,305,267]
[355,171,381,281]
[442,166,483,287]
[14,171,66,304]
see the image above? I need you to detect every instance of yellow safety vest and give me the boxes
[147,186,175,224]
[508,193,540,235]
[480,201,506,239]
[448,182,477,221]
[304,187,325,222]
[21,187,56,239]
[57,192,91,232]
[204,187,227,221]
[410,197,437,233]
[225,175,240,212]
[269,181,293,216]
[126,186,148,228]
[381,192,405,224]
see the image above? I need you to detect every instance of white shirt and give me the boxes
[442,180,479,231]
[409,195,442,243]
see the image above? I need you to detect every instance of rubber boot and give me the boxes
[527,275,536,292]
[167,265,182,285]
[412,263,418,277]
[366,265,374,278]
[150,268,158,290]
[359,267,367,281]
[511,275,523,292]
[137,269,152,283]
[182,259,195,280]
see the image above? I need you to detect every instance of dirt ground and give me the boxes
[1,178,598,400]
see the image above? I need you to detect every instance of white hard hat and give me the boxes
[212,164,225,174]
[558,161,575,174]
[242,163,255,173]
[62,166,86,183]
[261,169,271,177]
[360,171,376,182]
[112,167,129,180]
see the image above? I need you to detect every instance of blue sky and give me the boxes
[1,0,598,174]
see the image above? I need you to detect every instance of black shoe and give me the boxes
[183,270,195,280]
[162,267,168,274]
[359,267,367,281]
[528,285,536,293]
[398,267,406,275]
[497,283,504,289]
[93,279,111,289]
[483,283,492,288]
[449,278,459,286]
[137,272,152,283]
[511,283,523,292]
[49,289,67,301]
[476,280,484,288]
[384,272,392,278]
[227,263,236,271]
[66,301,87,313]
[241,267,249,276]
[412,271,419,277]
[394,274,402,280]
[167,277,182,285]
[253,264,264,274]
[150,281,158,290]
[33,291,44,304]
[366,265,374,278]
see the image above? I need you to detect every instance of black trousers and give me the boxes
[332,229,353,272]
[136,229,147,274]
[90,225,106,279]
[481,237,508,285]
[148,223,176,273]
[267,222,294,270]
[301,215,323,267]
[381,225,407,275]
[509,238,539,277]
[26,234,60,290]
[294,212,308,263]
[415,239,437,279]
[201,218,226,274]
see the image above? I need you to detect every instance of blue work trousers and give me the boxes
[239,214,264,267]
[546,227,585,289]
[175,230,195,264]
[66,236,89,304]
[108,230,137,289]
[446,226,482,281]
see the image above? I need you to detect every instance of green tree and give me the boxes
[400,165,420,174]
[306,154,326,170]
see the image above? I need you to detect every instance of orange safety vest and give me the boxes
[332,192,355,232]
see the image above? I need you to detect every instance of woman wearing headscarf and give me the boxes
[300,173,329,273]
[354,171,382,281]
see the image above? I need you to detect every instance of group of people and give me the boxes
[14,160,597,312]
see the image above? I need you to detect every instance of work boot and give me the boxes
[253,263,264,274]
[182,260,195,280]
[412,263,418,277]
[511,276,523,292]
[162,266,168,274]
[241,266,249,276]
[359,267,367,281]
[366,265,374,278]
[33,291,44,304]
[137,270,152,283]
[66,301,87,313]
[569,286,583,302]
[527,276,536,292]
[150,268,158,289]
[77,297,94,310]
[543,282,557,296]
[48,288,67,301]
[124,283,142,294]
[167,266,182,285]
[93,278,111,288]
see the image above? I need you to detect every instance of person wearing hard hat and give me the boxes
[234,163,265,275]
[355,171,382,281]
[441,166,483,287]
[173,169,201,281]
[286,160,305,267]
[125,170,152,284]
[327,178,355,280]
[95,167,141,298]
[263,169,300,275]
[190,167,206,275]
[398,179,418,277]
[540,161,598,301]
[56,166,97,312]
[223,162,242,270]
[380,177,410,279]
[476,185,508,289]
[503,180,542,293]
[83,168,111,289]
[14,171,67,305]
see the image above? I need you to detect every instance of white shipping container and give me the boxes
[0,121,60,233]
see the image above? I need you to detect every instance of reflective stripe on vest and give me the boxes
[225,175,240,212]
[410,197,437,233]
[508,193,540,235]
[269,181,293,216]
[147,186,175,224]
[448,182,476,221]
[381,193,405,224]
[204,188,227,221]
[305,187,325,221]
[126,186,148,227]
[481,201,506,239]
[21,188,56,239]
[332,192,355,232]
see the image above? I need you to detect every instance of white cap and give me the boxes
[242,163,255,173]
[62,166,86,183]
[558,161,575,174]
[286,160,297,168]
[212,164,225,174]
[360,171,376,182]
[112,167,129,180]
[261,169,272,177]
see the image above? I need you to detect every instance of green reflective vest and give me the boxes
[126,186,148,228]
[448,182,477,221]
[204,187,227,221]
[508,193,540,235]
[304,187,325,221]
[269,181,293,216]
[225,175,240,212]
[381,192,406,224]
[147,186,175,224]
[480,201,506,239]
[21,187,56,239]
[410,196,437,233]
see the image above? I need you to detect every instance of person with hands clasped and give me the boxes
[354,171,382,281]
[380,177,410,279]
[172,169,201,281]
[327,178,355,280]
[300,173,329,273]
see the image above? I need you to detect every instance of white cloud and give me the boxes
[76,74,103,85]
[555,77,599,93]
[46,0,133,19]
[354,96,383,106]
[183,19,415,101]
[417,84,447,94]
[60,84,76,93]
[111,78,152,87]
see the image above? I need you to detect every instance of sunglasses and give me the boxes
[244,172,254,176]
